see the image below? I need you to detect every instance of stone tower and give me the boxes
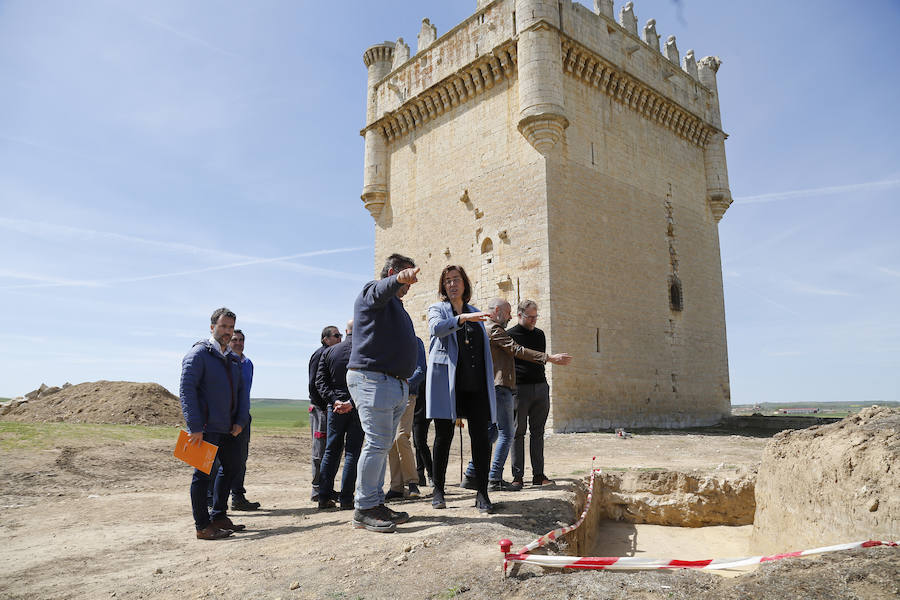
[359,0,733,431]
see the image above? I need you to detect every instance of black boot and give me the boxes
[432,487,446,509]
[475,491,494,514]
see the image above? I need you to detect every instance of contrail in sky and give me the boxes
[0,247,369,290]
[734,179,900,204]
[137,14,245,61]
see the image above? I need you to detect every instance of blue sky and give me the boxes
[1,1,898,405]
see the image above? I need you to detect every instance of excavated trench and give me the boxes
[568,469,758,568]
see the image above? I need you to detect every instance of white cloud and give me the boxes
[734,179,900,205]
[788,281,853,297]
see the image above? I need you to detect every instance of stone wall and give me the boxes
[546,73,730,430]
[372,76,553,346]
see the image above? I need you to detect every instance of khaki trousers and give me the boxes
[388,392,418,492]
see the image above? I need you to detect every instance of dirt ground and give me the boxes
[1,426,897,599]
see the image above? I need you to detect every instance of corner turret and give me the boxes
[698,56,732,221]
[515,0,569,155]
[361,42,395,219]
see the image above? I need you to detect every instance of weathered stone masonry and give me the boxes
[360,0,734,431]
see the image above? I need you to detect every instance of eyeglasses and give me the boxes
[331,333,343,338]
[444,277,463,285]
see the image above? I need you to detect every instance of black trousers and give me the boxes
[412,391,433,482]
[432,389,492,496]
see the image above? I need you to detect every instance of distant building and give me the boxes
[778,407,819,415]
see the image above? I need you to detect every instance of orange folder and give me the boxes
[173,430,219,474]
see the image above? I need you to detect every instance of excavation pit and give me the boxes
[567,469,758,574]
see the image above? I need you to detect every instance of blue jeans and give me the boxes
[465,386,515,481]
[347,369,408,510]
[318,403,365,506]
[191,431,240,530]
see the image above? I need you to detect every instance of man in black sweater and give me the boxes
[315,320,362,510]
[507,299,572,488]
[308,325,342,502]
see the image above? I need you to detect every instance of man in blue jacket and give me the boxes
[347,253,420,533]
[180,307,251,540]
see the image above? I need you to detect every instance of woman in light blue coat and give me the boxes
[426,265,497,513]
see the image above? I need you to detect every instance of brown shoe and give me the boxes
[196,524,233,540]
[211,516,246,531]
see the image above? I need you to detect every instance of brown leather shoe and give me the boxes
[211,516,245,531]
[196,524,232,540]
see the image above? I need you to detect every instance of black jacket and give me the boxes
[315,334,353,407]
[308,344,330,410]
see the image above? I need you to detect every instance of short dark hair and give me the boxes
[380,253,415,279]
[210,307,236,326]
[438,265,472,304]
[232,329,244,339]
[320,326,339,344]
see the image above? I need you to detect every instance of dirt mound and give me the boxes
[1,381,183,426]
[751,406,900,554]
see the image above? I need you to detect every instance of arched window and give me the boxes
[481,237,493,259]
[669,276,683,312]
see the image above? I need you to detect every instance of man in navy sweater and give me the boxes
[180,307,251,540]
[315,319,362,510]
[347,253,420,533]
[308,325,343,502]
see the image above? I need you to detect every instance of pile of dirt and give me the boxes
[751,406,899,554]
[1,380,183,426]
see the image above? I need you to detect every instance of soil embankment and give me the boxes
[2,380,182,426]
[751,406,899,554]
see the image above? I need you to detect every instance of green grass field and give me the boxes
[0,421,180,451]
[250,399,310,431]
[0,399,310,450]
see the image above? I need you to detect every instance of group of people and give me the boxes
[179,253,571,539]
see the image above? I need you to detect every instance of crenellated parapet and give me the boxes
[363,44,394,70]
[559,36,715,148]
[363,41,519,144]
[360,0,732,219]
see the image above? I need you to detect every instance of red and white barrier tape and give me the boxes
[499,458,898,576]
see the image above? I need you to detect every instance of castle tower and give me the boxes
[359,1,734,431]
